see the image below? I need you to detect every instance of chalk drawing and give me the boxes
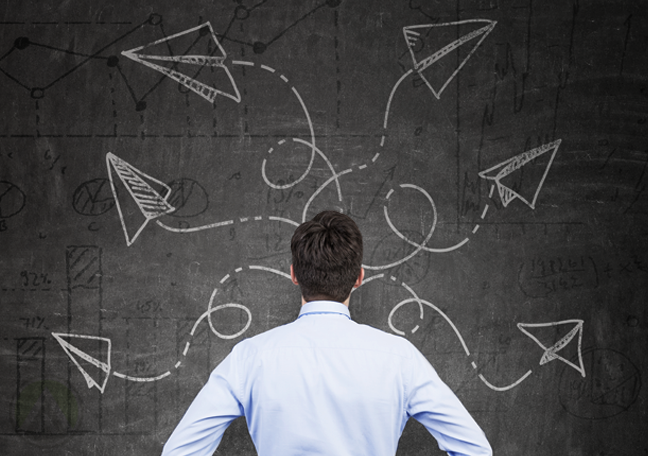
[478,370,534,392]
[363,184,438,270]
[106,153,176,246]
[368,19,499,254]
[51,264,289,393]
[403,19,497,99]
[121,22,241,104]
[0,181,27,218]
[51,333,111,394]
[518,319,585,377]
[479,139,562,209]
[53,14,575,402]
[386,281,586,391]
[53,254,586,396]
[107,53,353,245]
[388,296,470,356]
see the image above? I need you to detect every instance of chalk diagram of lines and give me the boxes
[26,12,592,402]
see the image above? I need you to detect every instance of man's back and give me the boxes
[162,301,491,456]
[241,301,411,454]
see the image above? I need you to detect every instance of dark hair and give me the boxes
[291,211,363,303]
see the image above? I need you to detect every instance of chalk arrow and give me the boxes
[52,332,173,394]
[106,152,176,246]
[403,19,496,99]
[479,139,562,209]
[52,333,112,393]
[121,22,241,104]
[517,319,585,377]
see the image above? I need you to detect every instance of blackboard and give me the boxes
[1,1,646,454]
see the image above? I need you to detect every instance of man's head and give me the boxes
[290,210,363,303]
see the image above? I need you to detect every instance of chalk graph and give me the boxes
[43,16,585,398]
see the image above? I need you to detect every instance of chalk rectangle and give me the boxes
[15,338,45,433]
[66,246,102,290]
[66,245,103,433]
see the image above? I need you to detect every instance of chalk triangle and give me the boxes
[517,320,585,377]
[52,333,112,393]
[479,139,562,209]
[106,152,175,246]
[122,22,241,104]
[403,19,496,99]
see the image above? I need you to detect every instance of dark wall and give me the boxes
[1,1,646,454]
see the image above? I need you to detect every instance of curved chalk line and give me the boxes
[292,137,343,201]
[302,168,353,222]
[112,371,171,382]
[363,184,437,270]
[478,370,533,392]
[155,214,297,233]
[233,60,342,201]
[178,264,293,371]
[385,278,537,392]
[388,296,471,356]
[233,60,318,192]
[262,138,315,191]
[367,63,495,253]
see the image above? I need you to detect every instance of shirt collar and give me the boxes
[298,300,351,319]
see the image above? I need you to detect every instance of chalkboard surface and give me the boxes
[1,1,646,454]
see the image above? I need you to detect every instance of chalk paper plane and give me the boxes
[122,22,241,104]
[517,319,585,377]
[52,333,112,393]
[106,152,176,246]
[403,19,496,99]
[479,139,562,209]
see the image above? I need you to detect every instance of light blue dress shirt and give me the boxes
[162,301,492,455]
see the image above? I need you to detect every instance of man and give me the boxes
[162,211,492,455]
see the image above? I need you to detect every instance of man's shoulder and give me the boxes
[231,320,299,353]
[351,322,417,356]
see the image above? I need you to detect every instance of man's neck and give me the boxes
[301,297,350,307]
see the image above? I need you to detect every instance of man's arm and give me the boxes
[162,351,244,456]
[406,348,493,456]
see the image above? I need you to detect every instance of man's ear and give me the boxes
[353,268,365,288]
[290,265,299,285]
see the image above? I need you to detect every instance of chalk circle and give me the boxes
[166,178,209,218]
[364,184,437,270]
[207,302,252,340]
[14,36,30,50]
[262,138,315,190]
[388,297,425,336]
[148,13,162,26]
[234,5,250,20]
[0,181,26,219]
[72,178,115,216]
[30,88,45,99]
[384,184,437,252]
[558,347,641,420]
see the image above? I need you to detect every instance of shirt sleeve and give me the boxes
[161,349,245,456]
[405,346,493,456]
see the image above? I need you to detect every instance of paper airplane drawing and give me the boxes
[52,333,112,393]
[479,139,562,209]
[122,22,241,104]
[518,319,585,377]
[403,19,496,99]
[106,152,176,246]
